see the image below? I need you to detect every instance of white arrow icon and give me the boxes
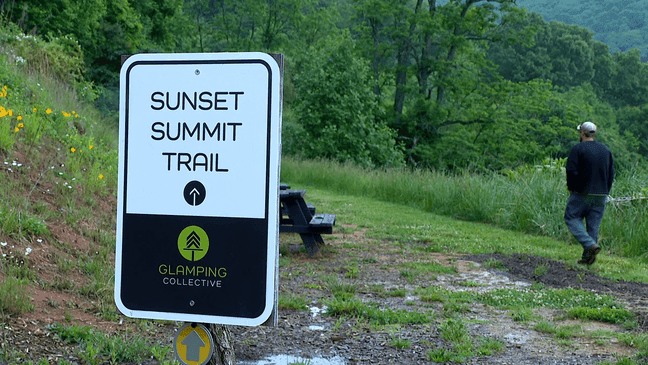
[190,188,200,206]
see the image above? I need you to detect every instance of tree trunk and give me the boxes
[393,49,407,118]
[207,324,235,365]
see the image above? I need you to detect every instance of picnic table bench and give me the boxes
[279,183,336,257]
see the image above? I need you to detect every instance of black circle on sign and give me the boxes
[184,181,206,206]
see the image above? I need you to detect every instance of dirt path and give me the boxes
[3,232,648,364]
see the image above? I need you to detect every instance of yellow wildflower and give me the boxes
[18,123,24,128]
[70,147,76,153]
[17,115,22,121]
[14,127,19,132]
[8,109,12,117]
[99,174,104,179]
[89,145,94,150]
[0,107,7,118]
[46,108,52,114]
[33,108,37,113]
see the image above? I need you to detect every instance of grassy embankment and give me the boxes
[1,23,648,364]
[282,156,648,277]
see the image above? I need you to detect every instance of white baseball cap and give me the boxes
[577,122,597,135]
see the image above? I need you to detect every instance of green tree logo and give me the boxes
[177,226,209,262]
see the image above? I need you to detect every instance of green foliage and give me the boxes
[489,14,602,89]
[516,0,648,61]
[2,0,645,171]
[290,30,403,167]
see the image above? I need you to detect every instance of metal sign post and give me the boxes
[115,52,282,326]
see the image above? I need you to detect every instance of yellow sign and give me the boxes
[174,323,213,365]
[178,226,210,262]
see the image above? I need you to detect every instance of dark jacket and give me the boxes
[566,141,614,195]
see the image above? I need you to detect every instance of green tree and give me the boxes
[353,0,531,167]
[129,0,189,52]
[182,0,333,55]
[606,49,648,108]
[289,30,403,167]
[488,14,605,89]
[616,105,648,158]
[516,0,648,61]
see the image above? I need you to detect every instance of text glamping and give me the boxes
[148,90,246,173]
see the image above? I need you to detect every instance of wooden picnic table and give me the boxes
[279,184,336,257]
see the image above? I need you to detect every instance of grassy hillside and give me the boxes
[282,157,648,263]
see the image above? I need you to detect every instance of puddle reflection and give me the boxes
[240,354,346,365]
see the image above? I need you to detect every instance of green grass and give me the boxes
[0,275,34,315]
[50,324,175,364]
[389,336,412,349]
[567,307,635,324]
[279,293,310,311]
[479,287,623,310]
[282,156,648,261]
[290,184,648,284]
[428,319,505,362]
[323,297,433,325]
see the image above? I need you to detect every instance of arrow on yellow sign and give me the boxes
[174,323,213,365]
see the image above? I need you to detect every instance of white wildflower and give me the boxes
[25,247,32,255]
[0,242,7,246]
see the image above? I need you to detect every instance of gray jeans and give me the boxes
[564,193,607,249]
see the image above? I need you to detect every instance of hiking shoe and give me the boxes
[582,244,601,265]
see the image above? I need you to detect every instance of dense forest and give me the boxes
[1,0,647,171]
[517,0,648,62]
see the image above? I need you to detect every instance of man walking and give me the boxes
[565,122,614,265]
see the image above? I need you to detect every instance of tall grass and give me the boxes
[281,156,648,260]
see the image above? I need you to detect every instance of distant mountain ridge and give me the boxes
[516,0,648,61]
